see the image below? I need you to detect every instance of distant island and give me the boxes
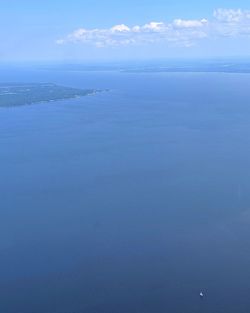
[0,83,101,107]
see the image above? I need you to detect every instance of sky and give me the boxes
[1,0,250,62]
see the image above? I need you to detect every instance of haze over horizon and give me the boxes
[2,0,250,62]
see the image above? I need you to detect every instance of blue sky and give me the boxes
[1,0,250,61]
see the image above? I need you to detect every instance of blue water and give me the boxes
[1,67,250,313]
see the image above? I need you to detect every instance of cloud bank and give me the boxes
[57,9,250,48]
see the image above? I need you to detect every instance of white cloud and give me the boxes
[111,24,130,32]
[56,9,250,48]
[173,19,208,29]
[142,22,165,31]
[213,8,250,23]
[212,9,250,37]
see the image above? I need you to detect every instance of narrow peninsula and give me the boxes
[0,83,100,107]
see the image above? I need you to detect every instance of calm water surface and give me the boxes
[1,67,250,313]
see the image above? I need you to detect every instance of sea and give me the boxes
[1,64,250,313]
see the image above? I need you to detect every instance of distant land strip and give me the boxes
[0,83,104,107]
[41,62,250,74]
